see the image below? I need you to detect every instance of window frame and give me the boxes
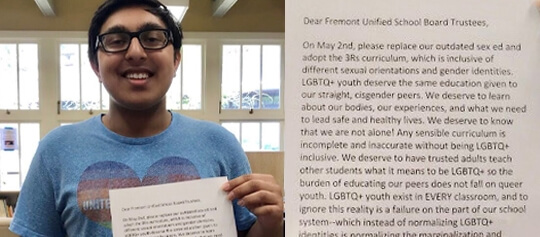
[217,37,285,120]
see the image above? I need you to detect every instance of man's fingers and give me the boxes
[237,189,282,209]
[224,174,275,189]
[223,174,281,200]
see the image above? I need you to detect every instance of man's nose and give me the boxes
[124,37,147,61]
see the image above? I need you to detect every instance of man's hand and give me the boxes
[222,174,284,237]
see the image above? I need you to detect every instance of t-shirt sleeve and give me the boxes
[10,152,66,237]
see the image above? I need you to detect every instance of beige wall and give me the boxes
[0,0,284,32]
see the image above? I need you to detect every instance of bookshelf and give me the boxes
[0,191,18,218]
[0,191,17,237]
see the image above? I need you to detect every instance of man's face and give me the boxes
[92,5,180,111]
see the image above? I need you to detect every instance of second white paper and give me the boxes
[109,176,236,237]
[285,0,540,236]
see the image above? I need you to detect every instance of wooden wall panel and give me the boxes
[245,152,284,189]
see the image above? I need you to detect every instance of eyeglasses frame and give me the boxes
[95,29,174,53]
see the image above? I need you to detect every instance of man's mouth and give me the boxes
[125,73,150,80]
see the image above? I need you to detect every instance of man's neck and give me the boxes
[102,105,172,138]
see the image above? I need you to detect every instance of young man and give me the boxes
[9,0,284,236]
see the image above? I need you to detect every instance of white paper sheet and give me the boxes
[285,0,540,236]
[109,176,236,237]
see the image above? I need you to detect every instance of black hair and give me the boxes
[88,0,183,66]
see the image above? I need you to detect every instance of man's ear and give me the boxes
[91,61,103,82]
[174,51,181,70]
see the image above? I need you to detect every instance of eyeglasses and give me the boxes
[95,29,173,53]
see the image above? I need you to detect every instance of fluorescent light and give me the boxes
[160,0,189,22]
[34,0,56,17]
[167,6,188,22]
[213,0,238,17]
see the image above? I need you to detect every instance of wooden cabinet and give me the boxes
[246,152,284,189]
[0,217,16,237]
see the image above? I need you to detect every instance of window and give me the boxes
[220,40,283,151]
[60,44,109,111]
[0,44,39,110]
[0,123,40,191]
[221,44,281,110]
[222,121,280,151]
[166,44,203,110]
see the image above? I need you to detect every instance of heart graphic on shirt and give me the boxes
[76,157,200,228]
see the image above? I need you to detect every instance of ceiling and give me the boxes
[0,0,284,32]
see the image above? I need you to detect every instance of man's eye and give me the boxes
[145,37,160,42]
[142,36,166,47]
[103,34,129,47]
[108,39,127,46]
